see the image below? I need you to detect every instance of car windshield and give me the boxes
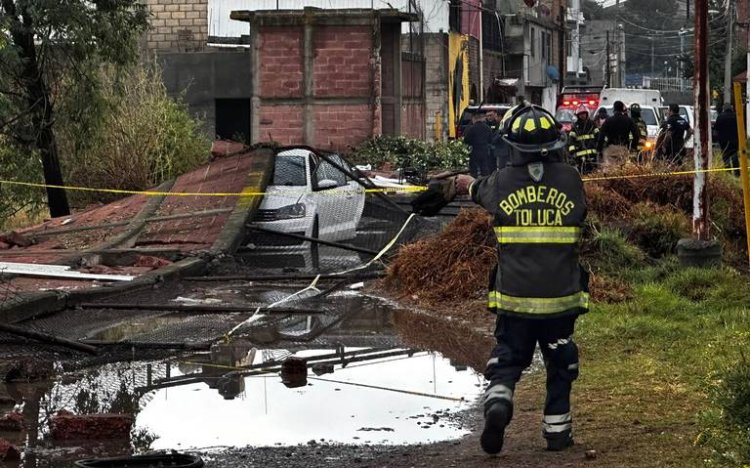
[555,109,576,122]
[273,156,307,186]
[641,109,658,125]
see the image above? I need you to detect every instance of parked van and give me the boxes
[599,88,662,108]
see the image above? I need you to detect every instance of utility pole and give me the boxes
[693,0,711,240]
[679,28,687,91]
[651,37,655,78]
[724,0,735,105]
[606,30,611,87]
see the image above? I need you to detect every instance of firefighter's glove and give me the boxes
[411,177,457,217]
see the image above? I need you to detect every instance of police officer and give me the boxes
[567,105,599,174]
[596,100,640,155]
[630,103,648,160]
[468,105,589,455]
[655,104,692,165]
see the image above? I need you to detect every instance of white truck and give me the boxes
[595,88,664,147]
[599,88,663,108]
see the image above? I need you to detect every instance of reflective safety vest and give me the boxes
[470,162,589,318]
[633,118,648,149]
[568,120,599,161]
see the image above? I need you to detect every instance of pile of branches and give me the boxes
[387,209,495,304]
[387,164,746,307]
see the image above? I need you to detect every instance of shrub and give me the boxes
[349,136,469,173]
[626,202,691,257]
[57,64,210,205]
[582,227,646,274]
[0,138,46,229]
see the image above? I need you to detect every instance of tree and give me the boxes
[0,0,148,218]
[581,0,604,21]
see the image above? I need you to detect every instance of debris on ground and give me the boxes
[0,359,54,382]
[0,231,33,248]
[0,413,24,432]
[133,255,173,269]
[386,209,495,305]
[50,411,133,441]
[280,357,308,388]
[0,438,20,462]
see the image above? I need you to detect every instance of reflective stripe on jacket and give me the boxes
[568,120,599,160]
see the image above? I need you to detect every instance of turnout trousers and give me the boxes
[483,314,579,443]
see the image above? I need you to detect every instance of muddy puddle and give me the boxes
[2,281,488,466]
[40,349,482,452]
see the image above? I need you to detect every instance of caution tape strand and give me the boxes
[0,166,738,198]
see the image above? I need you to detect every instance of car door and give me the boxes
[311,155,347,240]
[329,154,365,240]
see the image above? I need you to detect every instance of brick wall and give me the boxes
[259,105,304,146]
[313,27,373,98]
[259,26,304,98]
[313,104,372,150]
[146,0,208,51]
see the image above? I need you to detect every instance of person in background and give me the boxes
[463,112,495,177]
[594,108,608,128]
[715,104,740,176]
[567,105,599,174]
[596,101,639,155]
[629,103,648,160]
[655,104,692,166]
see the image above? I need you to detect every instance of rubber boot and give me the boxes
[480,401,511,455]
[545,430,574,451]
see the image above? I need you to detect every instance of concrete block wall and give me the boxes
[146,0,208,51]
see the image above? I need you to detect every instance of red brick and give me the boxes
[50,412,133,440]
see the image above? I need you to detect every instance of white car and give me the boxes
[248,148,366,249]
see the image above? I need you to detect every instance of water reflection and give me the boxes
[0,294,484,465]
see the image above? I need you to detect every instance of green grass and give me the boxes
[573,261,750,467]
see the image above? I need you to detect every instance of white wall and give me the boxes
[208,0,449,39]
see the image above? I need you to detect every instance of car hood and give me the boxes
[259,186,309,209]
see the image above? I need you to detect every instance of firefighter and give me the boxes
[629,103,648,161]
[567,105,599,174]
[596,100,640,155]
[468,105,589,455]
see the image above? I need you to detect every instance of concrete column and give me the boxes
[249,21,261,144]
[303,10,315,146]
[394,27,403,137]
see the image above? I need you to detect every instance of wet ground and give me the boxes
[0,237,497,467]
[0,200,548,467]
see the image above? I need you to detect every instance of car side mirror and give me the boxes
[316,179,339,190]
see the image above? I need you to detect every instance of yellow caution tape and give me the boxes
[582,166,736,182]
[0,166,738,198]
[0,179,427,197]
